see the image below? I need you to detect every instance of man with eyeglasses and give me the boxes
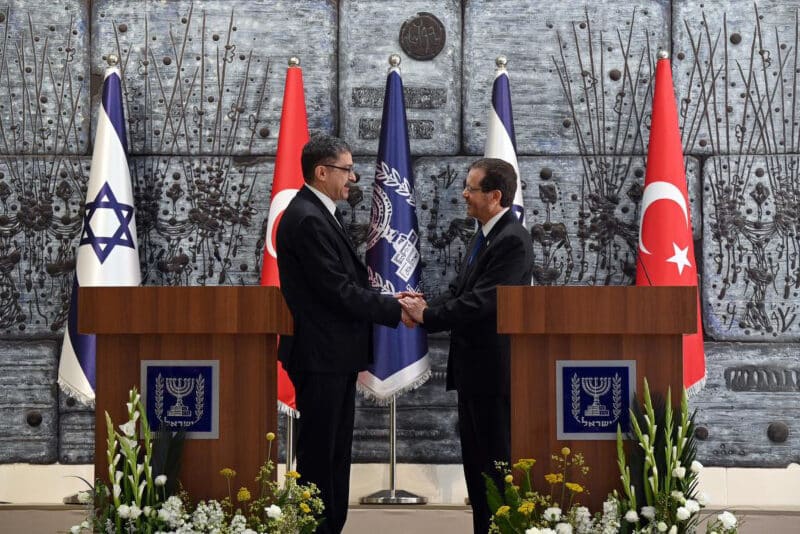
[400,158,533,534]
[275,133,414,534]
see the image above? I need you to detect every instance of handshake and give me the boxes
[395,291,427,329]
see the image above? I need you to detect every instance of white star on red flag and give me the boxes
[666,242,692,275]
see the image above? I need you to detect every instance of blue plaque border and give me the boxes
[140,360,220,440]
[555,360,636,440]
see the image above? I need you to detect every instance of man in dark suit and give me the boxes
[276,133,412,534]
[400,158,534,534]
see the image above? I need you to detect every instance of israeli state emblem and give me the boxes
[141,360,219,439]
[556,360,636,440]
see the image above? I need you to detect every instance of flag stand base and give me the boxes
[360,489,427,505]
[358,396,428,505]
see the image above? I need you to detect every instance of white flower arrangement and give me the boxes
[488,380,741,534]
[70,388,324,534]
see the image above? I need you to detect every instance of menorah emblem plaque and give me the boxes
[556,360,635,440]
[581,377,611,417]
[141,360,220,439]
[166,377,195,418]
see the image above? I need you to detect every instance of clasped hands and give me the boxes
[395,291,427,329]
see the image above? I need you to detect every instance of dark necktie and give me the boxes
[466,230,485,265]
[334,208,345,229]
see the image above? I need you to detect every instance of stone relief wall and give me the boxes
[1,0,799,470]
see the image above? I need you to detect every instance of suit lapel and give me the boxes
[456,211,516,293]
[299,187,364,266]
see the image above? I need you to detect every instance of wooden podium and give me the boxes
[497,286,696,511]
[78,286,292,501]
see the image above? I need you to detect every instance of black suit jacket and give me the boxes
[276,186,401,374]
[423,210,534,397]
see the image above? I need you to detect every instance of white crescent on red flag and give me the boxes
[636,54,706,394]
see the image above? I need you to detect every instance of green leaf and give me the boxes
[484,473,504,513]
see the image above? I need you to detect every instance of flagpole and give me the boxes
[359,53,428,506]
[360,395,427,504]
[285,413,295,470]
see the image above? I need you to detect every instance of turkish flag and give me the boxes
[261,61,310,416]
[636,54,705,394]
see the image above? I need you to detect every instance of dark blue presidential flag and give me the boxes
[358,65,430,400]
[58,62,141,406]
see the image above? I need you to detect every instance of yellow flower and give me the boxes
[285,470,301,479]
[300,502,311,514]
[495,505,511,517]
[302,490,311,500]
[565,482,584,493]
[561,447,571,456]
[266,432,276,441]
[219,468,236,479]
[545,473,564,484]
[518,501,535,515]
[513,458,536,470]
[504,474,513,483]
[236,487,251,502]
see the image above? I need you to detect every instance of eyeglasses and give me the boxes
[463,184,485,194]
[322,164,360,183]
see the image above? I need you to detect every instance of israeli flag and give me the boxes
[358,62,430,401]
[58,64,141,406]
[484,57,524,225]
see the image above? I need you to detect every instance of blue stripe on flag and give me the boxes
[66,275,97,389]
[102,71,128,153]
[492,73,517,153]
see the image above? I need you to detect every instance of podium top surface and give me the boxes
[78,286,293,335]
[497,285,696,335]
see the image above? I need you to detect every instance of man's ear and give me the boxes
[314,164,327,183]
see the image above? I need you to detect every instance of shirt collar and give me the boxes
[305,184,338,220]
[480,207,510,237]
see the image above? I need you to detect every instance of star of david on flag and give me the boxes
[80,182,136,263]
[58,62,141,406]
[358,61,430,400]
[484,56,524,225]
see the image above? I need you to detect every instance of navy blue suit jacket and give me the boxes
[276,186,401,374]
[423,210,534,397]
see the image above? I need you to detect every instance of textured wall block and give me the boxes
[674,1,800,155]
[693,342,800,467]
[92,0,337,156]
[340,0,461,156]
[58,410,93,464]
[132,156,274,286]
[0,156,90,336]
[344,156,699,293]
[0,340,58,463]
[0,0,90,155]
[701,155,800,341]
[463,0,669,155]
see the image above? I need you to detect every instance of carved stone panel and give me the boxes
[92,0,337,156]
[132,156,273,286]
[0,156,90,336]
[0,0,90,155]
[339,0,461,156]
[701,155,800,341]
[463,0,669,155]
[674,1,800,155]
[0,340,58,463]
[693,342,800,467]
